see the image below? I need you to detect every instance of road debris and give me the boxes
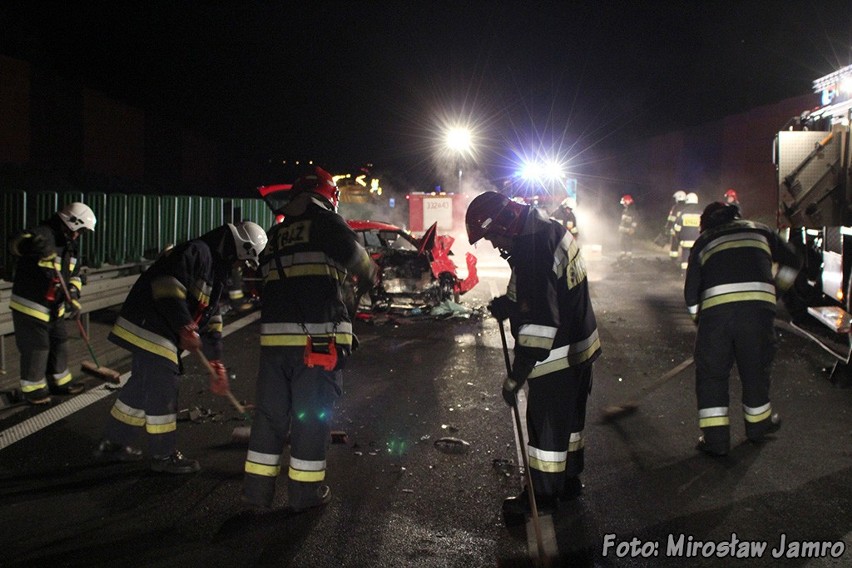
[492,458,516,476]
[433,436,470,454]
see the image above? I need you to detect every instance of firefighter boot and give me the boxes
[151,450,200,474]
[695,435,729,457]
[747,413,781,443]
[51,382,85,396]
[25,392,52,406]
[288,484,332,513]
[502,486,558,525]
[94,439,143,462]
[559,476,584,502]
[242,477,277,511]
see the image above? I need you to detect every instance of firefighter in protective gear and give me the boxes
[9,202,96,405]
[550,197,579,239]
[618,194,637,260]
[665,191,688,261]
[684,202,801,456]
[723,188,741,215]
[242,166,378,512]
[96,222,268,473]
[465,191,601,516]
[674,192,701,271]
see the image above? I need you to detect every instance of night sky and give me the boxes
[2,1,851,189]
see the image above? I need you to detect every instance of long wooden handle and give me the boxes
[498,319,547,561]
[193,349,246,414]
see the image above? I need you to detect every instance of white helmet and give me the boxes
[57,202,96,232]
[685,192,699,204]
[673,190,687,202]
[228,222,268,268]
[562,197,577,209]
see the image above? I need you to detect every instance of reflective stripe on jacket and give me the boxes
[684,219,801,320]
[260,197,374,352]
[9,217,81,323]
[108,236,226,368]
[507,209,601,378]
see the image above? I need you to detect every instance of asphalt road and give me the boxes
[0,239,850,567]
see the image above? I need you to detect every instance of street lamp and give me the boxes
[445,127,472,192]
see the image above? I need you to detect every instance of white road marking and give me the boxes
[0,311,261,451]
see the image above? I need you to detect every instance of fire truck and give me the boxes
[776,63,852,385]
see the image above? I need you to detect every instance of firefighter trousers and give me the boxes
[242,347,342,509]
[12,311,74,400]
[694,308,777,454]
[669,233,679,259]
[525,365,593,499]
[103,350,180,457]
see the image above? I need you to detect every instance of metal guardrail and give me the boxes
[0,262,149,371]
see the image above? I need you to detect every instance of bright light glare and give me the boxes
[520,161,542,180]
[446,127,472,153]
[518,158,566,181]
[544,160,564,180]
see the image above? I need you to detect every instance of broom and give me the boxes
[599,356,694,422]
[55,270,122,384]
[498,319,549,565]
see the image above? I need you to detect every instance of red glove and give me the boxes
[178,323,201,351]
[208,360,230,396]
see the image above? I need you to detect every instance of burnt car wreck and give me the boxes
[346,220,478,314]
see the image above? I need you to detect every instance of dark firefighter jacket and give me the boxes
[108,226,233,368]
[684,219,801,322]
[551,206,578,237]
[506,208,601,378]
[259,195,375,360]
[674,203,702,247]
[9,215,82,322]
[618,205,637,235]
[665,201,686,236]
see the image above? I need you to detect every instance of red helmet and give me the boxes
[724,188,738,202]
[465,191,527,244]
[620,194,634,206]
[292,166,340,211]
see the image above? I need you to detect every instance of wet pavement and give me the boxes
[0,238,850,567]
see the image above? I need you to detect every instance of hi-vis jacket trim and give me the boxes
[698,232,771,264]
[52,368,73,387]
[288,456,326,482]
[263,251,349,283]
[743,402,772,423]
[21,377,48,394]
[260,200,375,359]
[111,316,179,364]
[684,219,801,320]
[528,330,601,378]
[699,406,730,428]
[110,399,146,427]
[517,323,557,350]
[145,412,178,435]
[108,237,224,367]
[260,321,354,347]
[10,219,82,322]
[506,210,601,375]
[244,450,282,477]
[528,446,568,473]
[699,281,776,311]
[9,294,52,322]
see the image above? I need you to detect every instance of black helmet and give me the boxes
[700,202,740,232]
